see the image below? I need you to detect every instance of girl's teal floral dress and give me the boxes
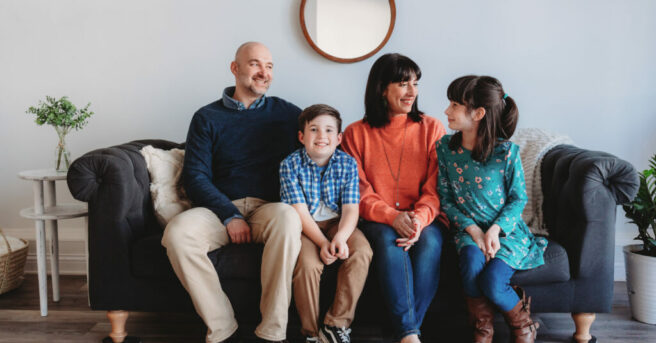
[436,135,547,270]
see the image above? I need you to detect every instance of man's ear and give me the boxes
[337,132,343,145]
[298,130,304,144]
[472,107,486,121]
[230,61,238,77]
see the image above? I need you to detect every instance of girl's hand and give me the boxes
[330,232,350,260]
[392,212,417,238]
[484,224,501,261]
[465,225,487,258]
[320,241,337,265]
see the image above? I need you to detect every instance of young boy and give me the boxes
[280,104,373,343]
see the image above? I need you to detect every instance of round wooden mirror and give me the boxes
[300,0,396,63]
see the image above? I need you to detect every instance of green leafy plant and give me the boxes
[623,153,656,257]
[26,96,94,171]
[26,96,93,129]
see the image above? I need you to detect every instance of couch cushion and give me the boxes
[131,234,176,279]
[511,239,570,285]
[131,234,567,287]
[209,243,263,280]
[131,234,263,280]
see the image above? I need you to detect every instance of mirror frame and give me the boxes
[300,0,396,63]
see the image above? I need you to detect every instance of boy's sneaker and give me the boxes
[305,337,320,343]
[319,325,351,343]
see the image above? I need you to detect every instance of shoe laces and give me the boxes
[521,296,532,312]
[335,327,351,343]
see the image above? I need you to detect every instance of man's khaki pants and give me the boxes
[293,218,373,337]
[162,197,302,343]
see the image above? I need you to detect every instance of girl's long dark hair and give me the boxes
[447,75,518,162]
[363,53,423,128]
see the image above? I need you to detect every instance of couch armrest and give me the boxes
[541,144,639,279]
[67,140,180,237]
[66,139,181,307]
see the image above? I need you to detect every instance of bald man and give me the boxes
[162,42,302,343]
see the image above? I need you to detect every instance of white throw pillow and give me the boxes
[140,145,191,227]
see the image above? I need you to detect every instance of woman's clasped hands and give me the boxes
[394,211,423,251]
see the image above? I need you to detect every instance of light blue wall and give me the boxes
[1,1,654,278]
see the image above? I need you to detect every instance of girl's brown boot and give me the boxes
[465,296,494,343]
[502,287,539,343]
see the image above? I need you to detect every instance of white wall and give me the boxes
[1,1,655,279]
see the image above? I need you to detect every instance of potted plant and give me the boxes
[622,153,656,324]
[26,96,94,172]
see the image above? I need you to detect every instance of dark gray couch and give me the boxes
[67,139,638,342]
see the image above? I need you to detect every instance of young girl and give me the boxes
[436,75,548,343]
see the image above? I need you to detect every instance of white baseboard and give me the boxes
[24,253,88,276]
[2,227,87,276]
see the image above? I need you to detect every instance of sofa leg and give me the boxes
[102,311,142,343]
[571,312,596,342]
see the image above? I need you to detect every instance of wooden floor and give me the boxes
[0,275,655,343]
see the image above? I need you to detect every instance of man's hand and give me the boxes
[226,218,252,244]
[320,241,337,265]
[466,225,487,259]
[392,212,417,238]
[331,232,350,260]
[484,224,501,261]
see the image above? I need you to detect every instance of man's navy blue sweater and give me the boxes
[182,96,301,223]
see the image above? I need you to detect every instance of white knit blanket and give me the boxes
[511,128,573,236]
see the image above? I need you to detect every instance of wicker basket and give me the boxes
[0,228,29,295]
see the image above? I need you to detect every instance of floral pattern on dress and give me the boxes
[436,135,548,270]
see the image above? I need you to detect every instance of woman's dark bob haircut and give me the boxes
[363,53,423,128]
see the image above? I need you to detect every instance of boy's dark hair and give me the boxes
[298,104,343,132]
[447,75,519,163]
[363,53,424,128]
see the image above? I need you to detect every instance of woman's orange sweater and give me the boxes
[342,114,447,228]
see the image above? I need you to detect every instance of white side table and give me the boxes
[18,169,87,316]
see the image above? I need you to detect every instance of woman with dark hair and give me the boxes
[341,53,448,343]
[437,75,547,343]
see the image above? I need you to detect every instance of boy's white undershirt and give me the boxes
[312,201,339,221]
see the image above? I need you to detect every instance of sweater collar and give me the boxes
[222,86,266,111]
[387,113,409,128]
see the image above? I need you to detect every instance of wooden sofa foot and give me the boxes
[103,310,142,343]
[571,312,596,343]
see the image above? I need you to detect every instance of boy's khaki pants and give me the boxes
[162,197,302,343]
[293,218,373,337]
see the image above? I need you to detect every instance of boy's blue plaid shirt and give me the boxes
[279,147,360,215]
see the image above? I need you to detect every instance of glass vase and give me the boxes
[54,126,71,172]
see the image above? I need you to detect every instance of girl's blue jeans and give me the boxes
[459,245,520,312]
[360,220,446,340]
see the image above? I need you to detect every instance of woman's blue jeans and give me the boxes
[360,220,445,340]
[458,245,519,312]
